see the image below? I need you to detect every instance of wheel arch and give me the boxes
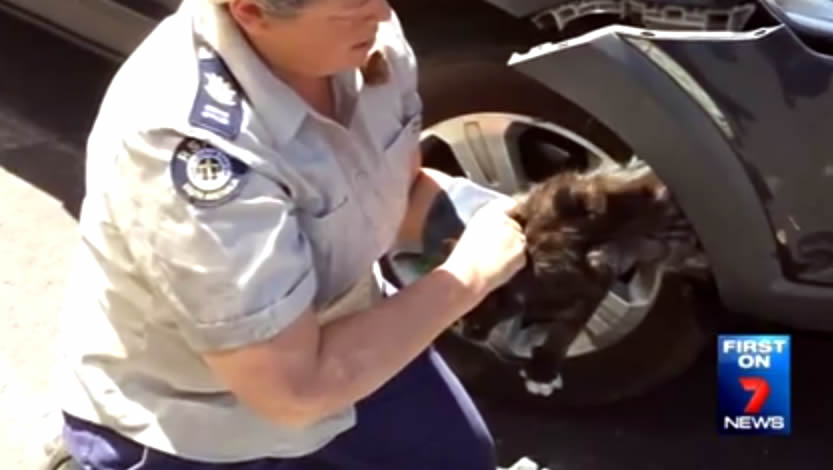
[475,0,556,18]
[506,25,833,325]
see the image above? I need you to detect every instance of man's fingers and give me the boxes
[507,218,524,234]
[483,194,518,214]
[478,197,524,232]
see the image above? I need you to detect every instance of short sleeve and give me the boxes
[117,129,317,352]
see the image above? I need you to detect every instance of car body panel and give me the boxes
[480,0,556,17]
[639,23,833,288]
[481,0,755,18]
[509,24,833,328]
[0,0,168,58]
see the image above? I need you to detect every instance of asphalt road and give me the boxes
[1,10,831,470]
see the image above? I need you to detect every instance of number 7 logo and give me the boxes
[739,377,770,413]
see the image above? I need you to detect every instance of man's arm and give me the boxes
[202,193,526,429]
[202,256,484,429]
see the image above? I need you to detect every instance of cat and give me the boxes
[445,161,699,396]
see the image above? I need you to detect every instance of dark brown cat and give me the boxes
[447,162,698,395]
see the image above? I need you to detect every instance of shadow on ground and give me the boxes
[0,12,118,219]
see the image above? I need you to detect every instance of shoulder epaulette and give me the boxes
[189,42,243,140]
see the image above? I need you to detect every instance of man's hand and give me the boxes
[442,197,527,299]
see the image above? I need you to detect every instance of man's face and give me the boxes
[232,0,392,77]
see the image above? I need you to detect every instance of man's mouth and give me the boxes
[352,39,374,51]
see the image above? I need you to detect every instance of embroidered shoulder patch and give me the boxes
[170,138,250,207]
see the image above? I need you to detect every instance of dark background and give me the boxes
[1,10,831,470]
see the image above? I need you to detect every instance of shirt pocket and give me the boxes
[384,115,420,186]
[375,114,421,247]
[297,199,362,306]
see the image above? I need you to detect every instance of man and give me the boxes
[49,0,533,468]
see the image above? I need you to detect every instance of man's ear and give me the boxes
[227,0,270,32]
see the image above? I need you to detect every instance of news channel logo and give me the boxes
[717,335,791,435]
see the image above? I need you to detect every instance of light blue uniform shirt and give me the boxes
[58,0,422,461]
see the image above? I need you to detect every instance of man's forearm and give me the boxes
[303,257,483,419]
[205,258,484,430]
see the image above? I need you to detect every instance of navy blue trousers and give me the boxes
[62,347,496,470]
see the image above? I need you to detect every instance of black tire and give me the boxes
[417,58,713,408]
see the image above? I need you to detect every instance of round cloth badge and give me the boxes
[170,138,250,207]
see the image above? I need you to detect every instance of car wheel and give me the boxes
[392,57,713,408]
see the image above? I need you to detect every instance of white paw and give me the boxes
[519,370,564,396]
[500,456,550,470]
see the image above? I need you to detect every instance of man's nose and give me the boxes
[366,0,392,22]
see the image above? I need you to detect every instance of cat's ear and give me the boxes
[607,165,665,200]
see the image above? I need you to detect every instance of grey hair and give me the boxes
[208,0,315,17]
[254,0,315,16]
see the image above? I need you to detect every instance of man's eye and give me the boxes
[329,16,361,26]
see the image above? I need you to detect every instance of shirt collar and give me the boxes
[186,0,308,147]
